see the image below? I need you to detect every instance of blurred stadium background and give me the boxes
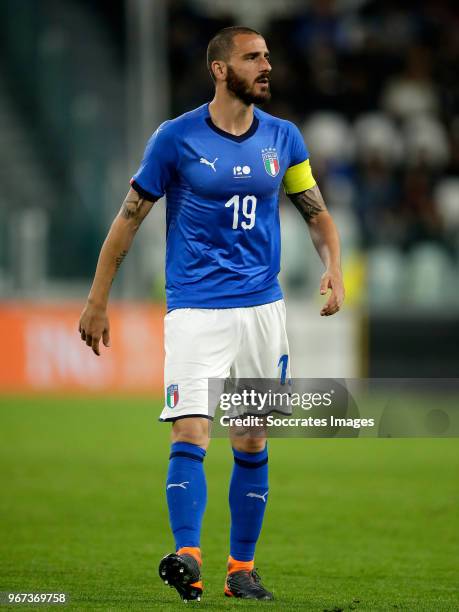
[1,0,458,393]
[1,3,458,609]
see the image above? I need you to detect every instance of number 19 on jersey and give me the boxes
[225,195,257,230]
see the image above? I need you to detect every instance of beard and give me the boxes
[226,65,271,105]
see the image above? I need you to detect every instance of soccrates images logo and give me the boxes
[166,384,179,408]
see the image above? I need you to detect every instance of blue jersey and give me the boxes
[131,103,314,311]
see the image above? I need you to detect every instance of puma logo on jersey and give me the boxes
[246,491,268,502]
[200,157,218,172]
[167,481,189,490]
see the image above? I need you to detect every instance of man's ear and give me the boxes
[212,60,226,81]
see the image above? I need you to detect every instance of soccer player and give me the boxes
[79,26,344,602]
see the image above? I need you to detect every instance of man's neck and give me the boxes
[208,93,254,136]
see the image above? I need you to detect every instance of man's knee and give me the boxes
[231,435,267,453]
[171,417,210,450]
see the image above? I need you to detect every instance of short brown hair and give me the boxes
[207,26,262,82]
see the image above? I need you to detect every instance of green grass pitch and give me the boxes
[0,395,458,611]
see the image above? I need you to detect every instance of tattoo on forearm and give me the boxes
[120,189,156,227]
[288,185,326,222]
[110,249,128,286]
[121,193,147,220]
[115,250,128,272]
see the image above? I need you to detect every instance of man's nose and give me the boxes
[262,58,272,72]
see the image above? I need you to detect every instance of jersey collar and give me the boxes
[205,103,259,143]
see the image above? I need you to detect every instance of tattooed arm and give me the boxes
[78,187,157,355]
[288,184,345,316]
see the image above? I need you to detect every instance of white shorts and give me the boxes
[160,299,291,421]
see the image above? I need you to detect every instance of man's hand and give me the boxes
[319,268,345,316]
[78,303,110,356]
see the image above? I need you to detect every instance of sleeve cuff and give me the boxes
[130,179,161,202]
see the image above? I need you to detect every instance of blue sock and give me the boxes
[166,441,207,550]
[229,445,269,561]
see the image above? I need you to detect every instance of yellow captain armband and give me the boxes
[282,159,316,195]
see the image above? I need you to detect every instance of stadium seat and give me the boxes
[367,246,405,308]
[403,115,450,167]
[434,178,459,229]
[353,113,404,164]
[406,243,455,306]
[302,112,355,163]
[382,77,439,120]
[279,202,317,292]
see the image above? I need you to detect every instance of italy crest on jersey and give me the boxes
[166,384,179,408]
[262,147,280,177]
